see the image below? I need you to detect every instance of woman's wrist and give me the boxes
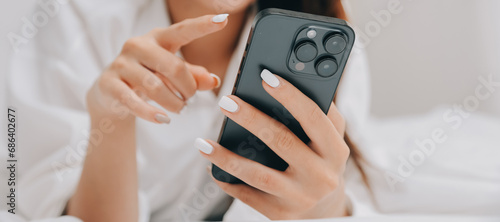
[86,82,136,124]
[89,111,135,127]
[328,181,350,218]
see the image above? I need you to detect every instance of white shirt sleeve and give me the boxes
[335,42,372,141]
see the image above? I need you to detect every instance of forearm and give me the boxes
[67,116,138,222]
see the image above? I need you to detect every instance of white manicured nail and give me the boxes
[174,91,184,101]
[261,69,280,88]
[212,14,229,23]
[219,96,239,112]
[195,138,213,154]
[155,114,171,124]
[211,73,221,88]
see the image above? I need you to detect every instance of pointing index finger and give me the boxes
[154,14,229,52]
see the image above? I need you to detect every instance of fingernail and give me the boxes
[211,73,221,88]
[155,114,171,124]
[195,138,213,154]
[219,96,239,113]
[212,14,229,23]
[261,69,280,88]
[174,91,184,101]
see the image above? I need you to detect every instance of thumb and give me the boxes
[186,63,221,91]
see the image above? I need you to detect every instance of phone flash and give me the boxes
[307,30,317,39]
[295,62,305,71]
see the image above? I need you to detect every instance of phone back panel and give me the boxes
[212,9,355,183]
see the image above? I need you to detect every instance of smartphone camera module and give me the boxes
[288,26,349,78]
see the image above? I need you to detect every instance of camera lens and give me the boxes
[316,57,338,77]
[324,34,346,54]
[295,41,317,62]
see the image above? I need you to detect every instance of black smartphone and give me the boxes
[212,8,355,183]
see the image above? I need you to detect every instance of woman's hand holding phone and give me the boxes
[86,14,228,124]
[197,69,350,219]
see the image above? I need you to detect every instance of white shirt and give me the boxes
[4,0,371,221]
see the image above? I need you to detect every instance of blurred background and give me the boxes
[345,0,500,117]
[1,0,500,117]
